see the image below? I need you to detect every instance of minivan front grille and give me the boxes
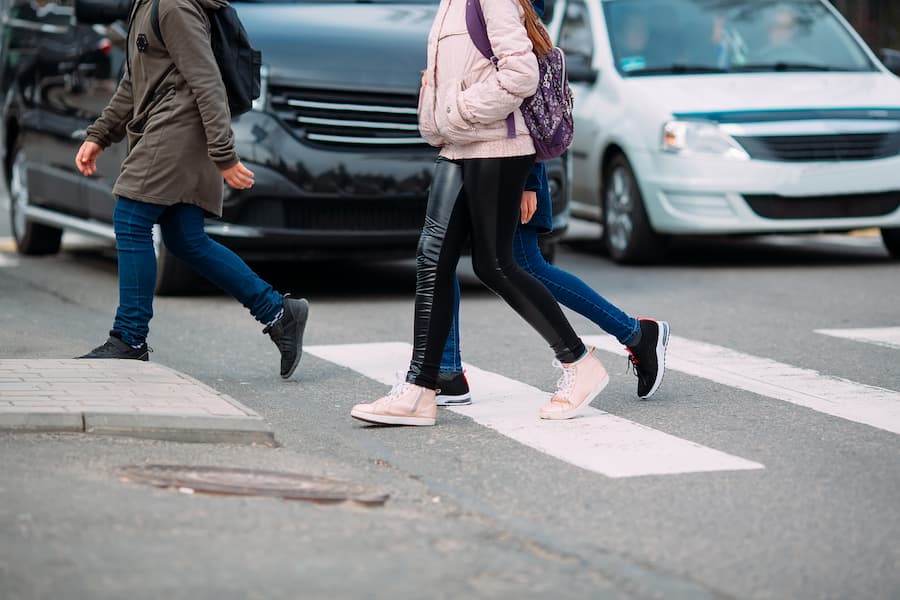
[734,132,900,162]
[269,87,427,149]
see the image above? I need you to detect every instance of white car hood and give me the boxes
[625,72,900,117]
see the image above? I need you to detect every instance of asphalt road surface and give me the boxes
[1,187,898,600]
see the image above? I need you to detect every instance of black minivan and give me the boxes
[0,0,571,293]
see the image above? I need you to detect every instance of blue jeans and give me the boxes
[440,226,640,372]
[112,197,284,346]
[439,276,463,373]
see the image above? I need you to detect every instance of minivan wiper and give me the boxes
[730,62,839,72]
[626,64,728,76]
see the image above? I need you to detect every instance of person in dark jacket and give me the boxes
[434,0,669,405]
[74,0,308,379]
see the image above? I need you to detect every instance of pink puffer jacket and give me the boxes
[418,0,539,160]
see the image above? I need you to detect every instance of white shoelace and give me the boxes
[386,370,411,401]
[552,359,576,400]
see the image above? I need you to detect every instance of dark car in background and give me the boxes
[1,0,571,294]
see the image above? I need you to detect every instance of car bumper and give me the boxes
[209,111,435,257]
[207,111,571,257]
[631,150,900,234]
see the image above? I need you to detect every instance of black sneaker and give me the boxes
[77,330,150,361]
[435,371,472,406]
[626,319,669,399]
[263,295,309,379]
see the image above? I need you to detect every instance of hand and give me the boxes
[75,141,103,176]
[520,190,537,224]
[421,70,427,88]
[221,161,255,190]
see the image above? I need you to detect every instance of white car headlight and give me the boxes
[251,65,270,113]
[661,120,749,160]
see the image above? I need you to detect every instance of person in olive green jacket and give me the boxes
[74,0,309,379]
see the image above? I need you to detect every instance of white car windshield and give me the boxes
[602,0,877,76]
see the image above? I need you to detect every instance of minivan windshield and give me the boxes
[602,0,877,76]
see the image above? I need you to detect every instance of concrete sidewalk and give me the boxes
[0,359,274,444]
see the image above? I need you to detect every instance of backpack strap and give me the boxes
[465,0,516,139]
[151,0,165,46]
[466,0,496,66]
[146,0,177,99]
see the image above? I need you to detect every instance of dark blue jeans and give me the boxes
[440,225,640,372]
[112,197,283,346]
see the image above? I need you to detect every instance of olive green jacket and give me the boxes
[85,0,237,216]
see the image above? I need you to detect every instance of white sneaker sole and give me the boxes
[436,393,472,407]
[350,408,436,426]
[640,321,669,399]
[540,372,610,420]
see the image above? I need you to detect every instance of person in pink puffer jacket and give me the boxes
[350,0,609,427]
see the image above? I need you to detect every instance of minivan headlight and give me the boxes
[661,120,749,160]
[251,64,269,113]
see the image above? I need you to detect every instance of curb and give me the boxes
[0,359,275,445]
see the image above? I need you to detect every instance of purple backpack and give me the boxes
[465,0,574,162]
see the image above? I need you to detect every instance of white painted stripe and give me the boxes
[306,342,764,478]
[0,253,19,268]
[815,327,900,351]
[584,334,900,435]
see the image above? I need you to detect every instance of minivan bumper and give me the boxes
[631,149,900,234]
[210,111,436,259]
[207,111,571,259]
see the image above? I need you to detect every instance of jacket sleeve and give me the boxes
[524,161,545,191]
[158,0,238,169]
[456,0,539,125]
[85,72,134,148]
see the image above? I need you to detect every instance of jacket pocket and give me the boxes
[417,81,445,148]
[126,87,175,137]
[435,80,477,145]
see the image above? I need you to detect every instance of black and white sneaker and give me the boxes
[435,371,472,406]
[77,330,150,361]
[626,319,669,399]
[263,295,310,379]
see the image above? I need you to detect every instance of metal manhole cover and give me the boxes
[115,465,389,506]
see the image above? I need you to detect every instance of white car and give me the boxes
[543,0,900,262]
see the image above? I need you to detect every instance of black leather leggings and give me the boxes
[407,155,587,389]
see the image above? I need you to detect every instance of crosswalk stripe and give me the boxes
[0,253,19,268]
[306,342,764,479]
[584,334,900,436]
[814,327,900,351]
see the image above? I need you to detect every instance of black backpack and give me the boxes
[150,0,261,117]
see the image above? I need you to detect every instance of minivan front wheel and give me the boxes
[602,154,666,263]
[8,148,62,255]
[881,227,900,259]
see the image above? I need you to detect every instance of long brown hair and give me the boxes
[518,0,554,56]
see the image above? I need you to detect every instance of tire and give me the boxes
[152,225,200,296]
[7,147,62,255]
[881,228,900,259]
[601,154,666,264]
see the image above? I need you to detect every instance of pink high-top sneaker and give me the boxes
[539,348,609,420]
[351,378,437,426]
